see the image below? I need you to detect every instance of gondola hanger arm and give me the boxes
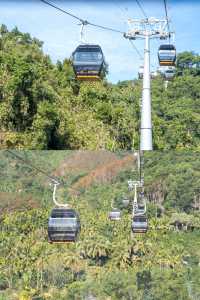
[111,198,115,210]
[132,183,138,216]
[52,181,69,208]
[79,22,88,44]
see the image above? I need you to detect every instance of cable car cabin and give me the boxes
[151,71,158,79]
[48,208,81,243]
[109,209,121,221]
[72,44,106,80]
[158,44,176,66]
[164,67,176,80]
[122,197,130,207]
[138,66,144,79]
[131,215,148,233]
[136,204,146,215]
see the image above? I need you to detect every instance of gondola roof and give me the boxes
[51,208,78,218]
[74,44,103,52]
[133,215,147,221]
[159,44,176,51]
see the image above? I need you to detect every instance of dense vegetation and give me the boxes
[0,25,199,150]
[0,150,200,299]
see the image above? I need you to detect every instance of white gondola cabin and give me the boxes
[108,209,121,221]
[158,44,176,66]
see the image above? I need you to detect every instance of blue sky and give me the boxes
[1,0,200,83]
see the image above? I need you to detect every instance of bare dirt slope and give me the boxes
[53,151,137,195]
[54,151,119,177]
[69,154,136,195]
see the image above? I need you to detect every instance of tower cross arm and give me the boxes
[125,17,172,40]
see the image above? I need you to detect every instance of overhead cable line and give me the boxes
[40,0,125,34]
[131,41,159,70]
[129,40,156,74]
[129,40,143,60]
[6,150,81,194]
[113,1,144,63]
[114,1,130,22]
[6,150,61,185]
[134,0,154,33]
[40,0,84,22]
[135,0,148,19]
[87,21,125,34]
[163,0,171,41]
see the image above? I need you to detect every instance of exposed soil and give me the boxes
[54,150,119,177]
[69,154,137,196]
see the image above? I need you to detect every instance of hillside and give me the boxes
[0,150,200,299]
[0,25,199,151]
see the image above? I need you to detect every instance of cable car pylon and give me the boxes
[124,18,173,150]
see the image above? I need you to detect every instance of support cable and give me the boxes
[6,150,82,196]
[129,39,143,60]
[6,150,82,208]
[129,39,157,70]
[135,0,148,20]
[6,150,61,185]
[134,0,154,32]
[163,0,171,42]
[114,1,130,21]
[40,0,125,34]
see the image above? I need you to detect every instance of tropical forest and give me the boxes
[0,25,200,151]
[0,150,200,299]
